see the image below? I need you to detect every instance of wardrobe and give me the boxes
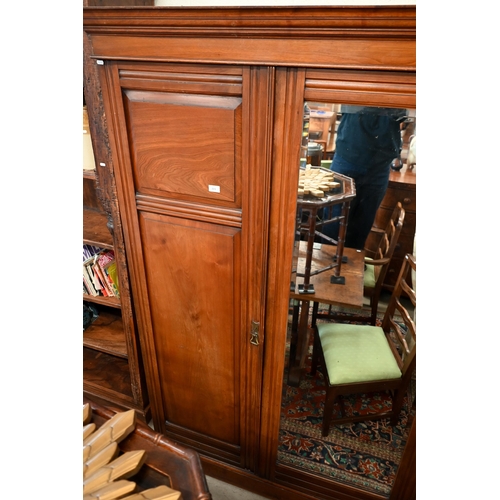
[83,6,416,499]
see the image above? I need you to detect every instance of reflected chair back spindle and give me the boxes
[363,201,405,324]
[313,202,405,326]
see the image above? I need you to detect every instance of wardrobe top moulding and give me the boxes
[83,6,416,73]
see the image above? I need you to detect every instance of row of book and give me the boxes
[83,245,120,298]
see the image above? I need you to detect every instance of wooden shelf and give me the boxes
[83,207,114,249]
[84,293,121,309]
[83,169,96,180]
[83,347,133,403]
[83,308,128,358]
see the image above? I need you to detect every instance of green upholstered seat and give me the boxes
[363,258,376,289]
[317,322,402,385]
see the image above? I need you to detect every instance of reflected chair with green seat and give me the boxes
[311,252,416,437]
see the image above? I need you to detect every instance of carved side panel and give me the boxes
[83,32,115,233]
[83,31,149,409]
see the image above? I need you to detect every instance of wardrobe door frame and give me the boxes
[261,67,416,498]
[97,60,277,470]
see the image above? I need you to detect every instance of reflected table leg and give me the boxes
[287,299,311,387]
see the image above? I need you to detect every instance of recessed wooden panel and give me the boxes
[139,211,241,445]
[124,90,241,204]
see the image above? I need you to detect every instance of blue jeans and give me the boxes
[321,153,391,249]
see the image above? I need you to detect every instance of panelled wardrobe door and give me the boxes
[100,61,274,469]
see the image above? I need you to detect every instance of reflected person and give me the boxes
[323,105,406,249]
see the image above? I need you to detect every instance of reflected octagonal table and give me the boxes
[295,169,356,292]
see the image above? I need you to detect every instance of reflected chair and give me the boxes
[312,202,405,326]
[311,253,416,437]
[362,202,405,324]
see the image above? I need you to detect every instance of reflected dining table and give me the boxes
[288,241,365,386]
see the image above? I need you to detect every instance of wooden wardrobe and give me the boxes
[83,6,416,500]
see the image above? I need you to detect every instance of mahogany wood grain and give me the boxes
[92,35,415,74]
[390,417,416,500]
[84,348,133,402]
[84,170,96,180]
[84,6,416,499]
[140,213,241,444]
[97,58,273,469]
[84,6,415,72]
[291,244,365,308]
[83,208,114,249]
[373,166,416,291]
[99,59,166,434]
[84,294,121,309]
[258,66,306,479]
[83,308,127,358]
[87,0,153,5]
[305,68,416,109]
[83,175,102,210]
[84,25,150,418]
[389,164,416,189]
[240,65,276,472]
[84,6,416,32]
[83,392,150,425]
[123,86,242,205]
[136,195,242,227]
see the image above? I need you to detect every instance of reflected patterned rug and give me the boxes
[277,312,415,497]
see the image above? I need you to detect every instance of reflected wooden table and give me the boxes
[288,242,365,386]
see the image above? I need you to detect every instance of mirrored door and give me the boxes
[275,99,417,498]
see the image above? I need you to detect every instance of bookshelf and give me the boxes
[83,22,150,421]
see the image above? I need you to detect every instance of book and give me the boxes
[105,261,120,299]
[92,257,113,297]
[83,260,98,297]
[83,244,104,262]
[82,246,121,299]
[84,256,103,296]
[83,278,90,295]
[93,262,109,297]
[97,250,120,298]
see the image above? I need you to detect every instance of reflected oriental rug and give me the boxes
[277,314,415,497]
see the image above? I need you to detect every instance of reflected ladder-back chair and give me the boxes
[311,252,416,437]
[312,202,405,326]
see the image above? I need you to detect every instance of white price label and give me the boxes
[208,185,221,193]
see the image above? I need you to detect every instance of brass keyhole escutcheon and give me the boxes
[250,320,260,346]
